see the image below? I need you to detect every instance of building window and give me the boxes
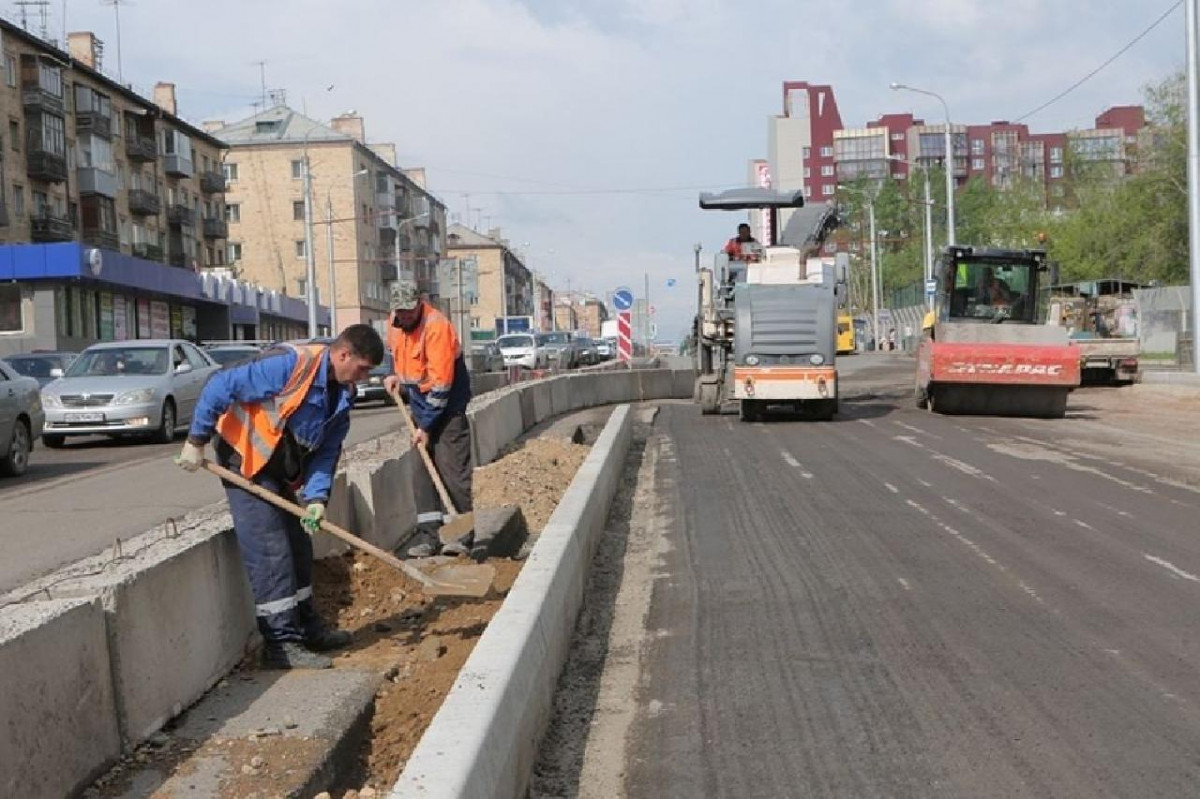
[892,172,904,179]
[971,138,984,155]
[890,132,905,141]
[223,162,239,181]
[972,158,985,170]
[803,167,811,178]
[226,203,240,223]
[819,145,833,158]
[293,200,305,221]
[820,165,834,176]
[291,159,304,179]
[227,242,243,262]
[1050,165,1064,178]
[0,284,21,332]
[1049,146,1063,164]
[3,53,14,88]
[295,239,306,258]
[802,146,811,160]
[821,184,834,196]
[13,185,24,218]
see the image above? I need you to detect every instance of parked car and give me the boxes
[470,341,505,373]
[0,359,44,476]
[496,333,543,370]
[40,339,220,447]
[354,352,396,405]
[536,331,580,370]
[204,344,264,367]
[3,351,77,388]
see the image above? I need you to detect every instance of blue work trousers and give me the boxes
[223,471,319,643]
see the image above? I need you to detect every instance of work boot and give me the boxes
[404,528,442,559]
[441,531,475,558]
[261,641,333,670]
[304,622,352,652]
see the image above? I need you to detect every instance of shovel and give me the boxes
[390,389,475,546]
[203,460,494,598]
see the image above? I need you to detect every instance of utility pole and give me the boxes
[302,155,318,337]
[644,271,651,350]
[869,201,881,351]
[924,174,934,311]
[1188,0,1200,372]
[326,196,337,334]
[100,0,125,81]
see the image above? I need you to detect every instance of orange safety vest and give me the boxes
[388,305,461,395]
[215,343,326,479]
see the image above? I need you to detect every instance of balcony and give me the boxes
[168,251,189,269]
[82,227,119,251]
[202,217,228,239]
[164,154,193,178]
[128,189,161,216]
[26,149,67,183]
[76,111,113,139]
[199,171,225,194]
[30,211,73,242]
[77,167,118,198]
[125,135,157,163]
[379,225,397,247]
[166,204,195,227]
[380,262,398,283]
[22,85,64,115]
[132,242,164,262]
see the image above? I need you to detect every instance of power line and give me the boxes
[1013,0,1183,123]
[438,183,728,197]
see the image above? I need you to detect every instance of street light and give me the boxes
[890,82,956,246]
[887,154,936,310]
[837,183,882,349]
[325,168,370,334]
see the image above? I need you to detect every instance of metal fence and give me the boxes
[1133,286,1192,362]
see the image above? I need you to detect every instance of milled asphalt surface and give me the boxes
[569,355,1200,798]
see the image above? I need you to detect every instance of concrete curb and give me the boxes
[1140,369,1200,388]
[390,405,635,799]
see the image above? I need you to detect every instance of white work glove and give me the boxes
[301,502,326,535]
[174,441,205,472]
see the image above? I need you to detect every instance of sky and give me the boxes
[29,0,1188,341]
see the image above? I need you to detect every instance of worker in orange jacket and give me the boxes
[382,280,475,559]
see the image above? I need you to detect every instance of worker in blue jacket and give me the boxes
[175,324,384,669]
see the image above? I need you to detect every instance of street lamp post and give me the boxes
[302,156,318,336]
[890,82,956,246]
[1188,0,1200,373]
[887,154,936,310]
[325,168,370,335]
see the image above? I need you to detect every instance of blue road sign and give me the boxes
[924,279,937,296]
[666,278,677,288]
[613,287,634,311]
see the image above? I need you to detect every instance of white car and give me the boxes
[40,339,220,447]
[496,333,543,370]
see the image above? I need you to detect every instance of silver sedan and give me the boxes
[0,359,44,476]
[40,339,219,447]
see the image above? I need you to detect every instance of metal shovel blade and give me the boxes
[419,561,497,598]
[437,512,476,545]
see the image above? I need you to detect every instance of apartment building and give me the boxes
[213,105,447,333]
[0,23,282,356]
[555,290,608,339]
[445,223,534,333]
[766,81,843,232]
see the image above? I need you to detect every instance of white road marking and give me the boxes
[907,499,1003,570]
[884,482,899,494]
[858,419,877,428]
[994,438,1155,494]
[916,478,933,488]
[1053,510,1067,517]
[894,420,938,438]
[1073,519,1095,530]
[896,436,997,481]
[1018,580,1045,606]
[1144,554,1200,583]
[780,451,813,479]
[898,578,912,591]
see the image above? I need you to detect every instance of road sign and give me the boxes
[924,279,937,296]
[613,287,634,311]
[617,311,632,362]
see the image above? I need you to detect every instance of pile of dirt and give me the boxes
[314,434,592,795]
[474,437,592,533]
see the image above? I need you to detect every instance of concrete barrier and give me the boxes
[391,405,634,799]
[0,597,121,797]
[0,366,697,791]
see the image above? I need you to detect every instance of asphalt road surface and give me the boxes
[0,401,402,593]
[577,356,1200,798]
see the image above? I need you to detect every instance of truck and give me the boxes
[693,188,842,422]
[1046,279,1141,384]
[917,246,1080,418]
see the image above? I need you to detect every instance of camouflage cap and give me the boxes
[389,280,420,310]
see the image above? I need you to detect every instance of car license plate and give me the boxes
[65,411,104,423]
[356,386,367,397]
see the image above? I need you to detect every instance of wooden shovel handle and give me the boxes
[202,460,440,590]
[390,388,460,517]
